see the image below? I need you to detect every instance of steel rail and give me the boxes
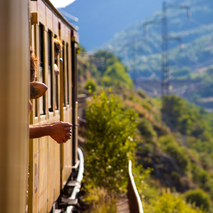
[127,160,144,213]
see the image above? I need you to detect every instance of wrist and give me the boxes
[47,124,54,136]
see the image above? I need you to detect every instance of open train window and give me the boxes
[39,24,46,115]
[62,41,66,107]
[48,30,53,112]
[54,34,59,110]
[66,43,70,105]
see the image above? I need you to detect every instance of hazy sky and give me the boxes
[49,0,75,8]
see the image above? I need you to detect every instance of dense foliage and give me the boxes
[93,50,133,89]
[144,193,206,213]
[185,189,212,212]
[78,43,213,212]
[85,90,138,192]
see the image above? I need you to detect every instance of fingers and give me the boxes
[63,123,72,127]
[65,132,72,137]
[64,127,72,131]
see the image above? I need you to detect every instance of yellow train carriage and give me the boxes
[0,0,80,213]
[29,0,79,212]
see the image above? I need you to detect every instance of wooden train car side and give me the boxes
[29,1,79,212]
[0,0,30,212]
[0,1,80,212]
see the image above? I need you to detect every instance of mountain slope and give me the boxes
[100,0,213,80]
[61,0,164,50]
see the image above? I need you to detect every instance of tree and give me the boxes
[85,90,137,192]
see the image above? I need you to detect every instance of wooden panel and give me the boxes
[66,28,71,44]
[54,135,61,199]
[30,1,38,12]
[61,109,72,187]
[33,139,39,213]
[46,7,53,32]
[53,13,58,36]
[38,0,45,25]
[47,116,58,212]
[47,136,55,212]
[60,22,65,41]
[38,137,48,213]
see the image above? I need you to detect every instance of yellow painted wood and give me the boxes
[38,0,45,24]
[47,135,55,212]
[38,136,48,213]
[0,1,29,212]
[46,7,53,31]
[28,1,77,212]
[63,109,72,182]
[33,139,39,213]
[31,12,38,25]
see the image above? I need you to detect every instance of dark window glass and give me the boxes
[66,43,69,105]
[48,30,53,112]
[39,24,45,115]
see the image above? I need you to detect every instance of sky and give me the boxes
[49,0,75,8]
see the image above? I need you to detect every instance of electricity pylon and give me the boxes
[144,2,190,98]
[162,2,190,97]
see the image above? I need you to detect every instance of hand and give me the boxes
[54,64,60,75]
[49,122,72,144]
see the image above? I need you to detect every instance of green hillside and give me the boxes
[78,49,213,212]
[102,0,213,77]
[96,0,213,107]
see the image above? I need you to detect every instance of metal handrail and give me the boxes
[127,160,144,213]
[66,148,84,213]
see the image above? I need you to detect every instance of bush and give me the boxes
[185,189,211,212]
[144,193,205,213]
[84,186,117,213]
[85,90,137,192]
[137,118,156,144]
[164,144,190,172]
[137,89,146,99]
[159,136,190,172]
[191,164,211,190]
[84,78,97,92]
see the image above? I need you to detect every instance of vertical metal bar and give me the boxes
[162,2,169,98]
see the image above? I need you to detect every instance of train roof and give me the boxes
[43,0,78,32]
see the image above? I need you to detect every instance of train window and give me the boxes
[39,24,46,115]
[54,34,59,110]
[48,30,53,112]
[66,43,69,105]
[62,41,66,107]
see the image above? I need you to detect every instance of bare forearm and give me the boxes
[29,122,72,144]
[29,124,53,139]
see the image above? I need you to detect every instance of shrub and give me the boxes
[84,186,117,213]
[137,118,156,144]
[159,135,177,147]
[144,193,205,213]
[191,164,211,191]
[137,89,146,99]
[185,189,211,212]
[159,136,190,172]
[84,78,97,92]
[164,144,190,172]
[85,90,137,192]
